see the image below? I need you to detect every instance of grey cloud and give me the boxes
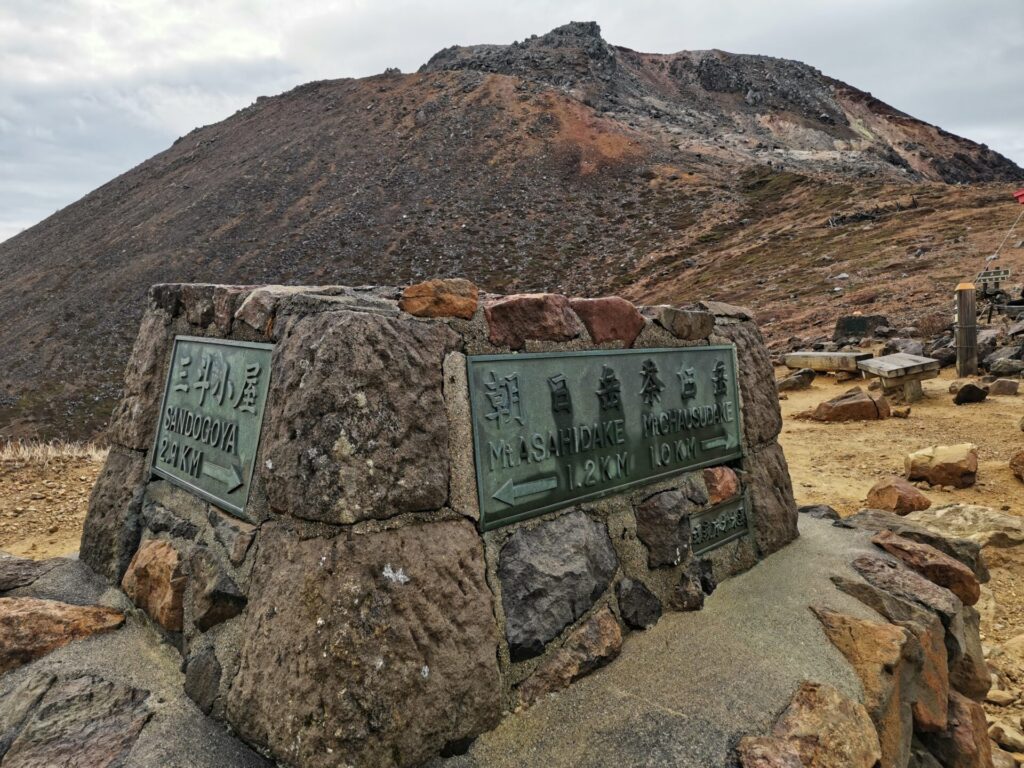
[1,0,1022,243]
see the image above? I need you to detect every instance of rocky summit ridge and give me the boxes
[0,21,1020,439]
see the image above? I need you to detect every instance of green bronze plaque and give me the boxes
[467,346,743,531]
[690,496,752,556]
[151,336,273,519]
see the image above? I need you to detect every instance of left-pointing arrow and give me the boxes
[202,458,244,493]
[492,476,558,507]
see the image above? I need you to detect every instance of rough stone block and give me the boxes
[227,519,500,768]
[80,448,148,584]
[739,442,799,558]
[484,293,583,349]
[400,278,479,319]
[107,308,174,451]
[260,310,459,524]
[569,296,645,346]
[121,539,186,632]
[498,510,618,660]
[711,320,782,448]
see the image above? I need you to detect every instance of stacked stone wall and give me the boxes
[81,280,798,767]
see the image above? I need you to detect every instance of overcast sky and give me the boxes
[1,0,1022,243]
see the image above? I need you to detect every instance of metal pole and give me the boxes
[956,283,978,377]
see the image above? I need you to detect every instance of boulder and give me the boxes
[80,448,147,584]
[0,597,124,673]
[866,476,932,514]
[837,509,989,583]
[989,722,1024,753]
[672,558,716,612]
[208,508,256,566]
[776,368,815,392]
[871,531,980,606]
[953,383,988,405]
[702,466,740,505]
[904,504,1024,550]
[227,519,501,768]
[485,293,583,349]
[515,607,622,708]
[499,510,618,659]
[615,578,662,630]
[740,442,800,556]
[905,444,978,489]
[989,378,1019,396]
[399,278,479,319]
[919,691,993,768]
[989,358,1024,376]
[850,555,962,627]
[808,387,890,422]
[260,310,459,524]
[569,296,645,345]
[184,646,222,715]
[831,575,949,733]
[771,681,882,768]
[949,606,990,701]
[655,307,715,341]
[1010,451,1024,482]
[710,320,783,449]
[121,539,186,632]
[0,673,151,766]
[812,608,917,768]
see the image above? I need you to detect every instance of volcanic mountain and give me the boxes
[0,21,1020,439]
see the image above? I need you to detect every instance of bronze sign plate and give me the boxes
[467,346,743,531]
[690,496,752,556]
[151,336,273,519]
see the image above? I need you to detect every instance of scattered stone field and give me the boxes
[0,445,105,558]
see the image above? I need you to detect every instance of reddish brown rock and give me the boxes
[919,690,993,768]
[771,681,882,768]
[831,574,950,733]
[905,444,979,489]
[872,530,980,606]
[121,539,185,632]
[812,607,917,768]
[1010,451,1024,482]
[737,736,805,767]
[484,293,582,349]
[399,278,479,319]
[1,674,151,767]
[809,387,890,422]
[867,476,932,515]
[569,296,645,346]
[0,597,124,673]
[515,607,622,708]
[703,466,740,505]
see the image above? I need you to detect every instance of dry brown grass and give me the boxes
[0,440,108,465]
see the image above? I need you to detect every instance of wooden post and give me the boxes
[955,283,978,377]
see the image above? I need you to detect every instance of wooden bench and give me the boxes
[857,353,940,403]
[784,351,873,373]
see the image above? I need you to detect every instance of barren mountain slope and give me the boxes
[0,22,1019,440]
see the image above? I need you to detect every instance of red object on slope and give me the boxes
[1015,189,1024,204]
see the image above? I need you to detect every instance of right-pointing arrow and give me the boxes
[202,457,244,493]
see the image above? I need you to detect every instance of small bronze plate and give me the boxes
[151,336,273,519]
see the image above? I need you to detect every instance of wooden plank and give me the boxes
[784,351,873,372]
[858,353,940,379]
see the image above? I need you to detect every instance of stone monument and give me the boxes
[81,280,797,767]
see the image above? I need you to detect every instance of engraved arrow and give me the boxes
[492,476,559,507]
[700,430,738,452]
[202,458,244,493]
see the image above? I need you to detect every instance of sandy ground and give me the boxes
[0,454,103,558]
[778,367,1024,516]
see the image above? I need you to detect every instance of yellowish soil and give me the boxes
[0,454,103,558]
[778,367,1024,517]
